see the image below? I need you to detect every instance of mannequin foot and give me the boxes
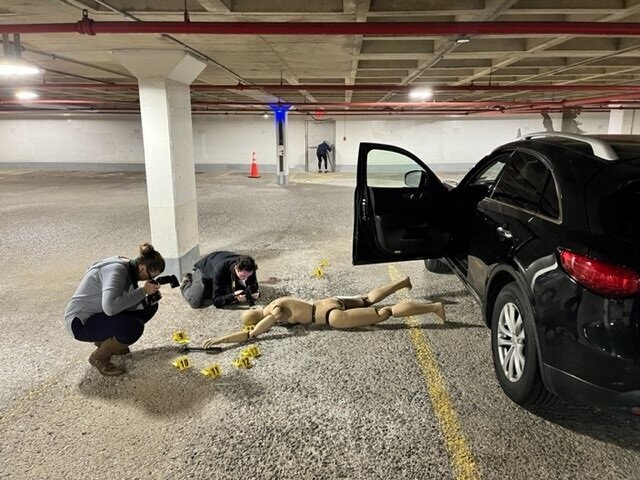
[434,302,446,323]
[399,276,412,291]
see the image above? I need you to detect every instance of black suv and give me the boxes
[353,133,640,414]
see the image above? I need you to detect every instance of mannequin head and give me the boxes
[242,308,265,326]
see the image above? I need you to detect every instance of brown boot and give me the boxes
[89,337,127,376]
[93,341,130,356]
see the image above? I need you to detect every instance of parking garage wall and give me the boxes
[0,112,611,172]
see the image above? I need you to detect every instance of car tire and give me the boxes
[491,282,557,407]
[424,258,451,274]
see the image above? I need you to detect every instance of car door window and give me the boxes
[491,152,549,212]
[469,156,509,187]
[366,149,426,188]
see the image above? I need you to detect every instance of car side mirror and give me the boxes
[405,170,428,188]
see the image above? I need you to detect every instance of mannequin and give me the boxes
[203,276,445,347]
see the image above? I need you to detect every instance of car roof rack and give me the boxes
[518,132,619,161]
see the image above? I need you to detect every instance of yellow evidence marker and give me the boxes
[240,345,261,359]
[242,324,255,332]
[200,364,222,378]
[172,356,192,371]
[311,258,329,278]
[172,330,190,344]
[232,356,253,369]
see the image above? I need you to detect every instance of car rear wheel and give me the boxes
[491,283,556,407]
[424,258,451,274]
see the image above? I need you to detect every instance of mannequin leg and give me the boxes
[328,307,392,329]
[364,276,412,305]
[382,302,446,322]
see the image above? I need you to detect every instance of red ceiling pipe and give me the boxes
[3,21,640,36]
[191,100,512,107]
[505,91,640,112]
[8,83,640,93]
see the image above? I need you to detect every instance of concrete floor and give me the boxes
[0,169,638,480]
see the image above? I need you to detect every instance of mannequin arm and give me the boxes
[248,314,277,338]
[202,313,277,347]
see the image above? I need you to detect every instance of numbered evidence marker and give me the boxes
[172,355,192,371]
[240,345,261,359]
[242,324,255,333]
[232,356,253,369]
[200,363,222,379]
[172,330,190,344]
[311,258,329,277]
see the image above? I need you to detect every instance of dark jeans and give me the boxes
[71,303,158,345]
[317,154,328,170]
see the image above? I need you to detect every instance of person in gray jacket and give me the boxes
[64,242,165,376]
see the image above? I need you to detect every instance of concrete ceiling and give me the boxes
[1,0,640,115]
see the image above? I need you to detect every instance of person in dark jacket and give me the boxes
[180,251,259,309]
[316,140,333,173]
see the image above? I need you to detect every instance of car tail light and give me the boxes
[559,249,640,297]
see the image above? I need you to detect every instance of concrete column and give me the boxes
[270,103,291,186]
[113,50,206,275]
[608,109,639,134]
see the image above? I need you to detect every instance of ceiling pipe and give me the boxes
[5,83,640,93]
[3,20,640,36]
[5,98,639,112]
[504,91,640,112]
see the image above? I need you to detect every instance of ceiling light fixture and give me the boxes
[456,36,470,44]
[15,90,39,100]
[409,89,433,101]
[0,57,41,76]
[0,33,42,76]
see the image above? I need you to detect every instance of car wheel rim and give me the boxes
[497,301,525,382]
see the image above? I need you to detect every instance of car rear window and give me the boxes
[538,176,560,219]
[602,181,640,242]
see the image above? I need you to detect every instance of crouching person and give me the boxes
[64,242,165,376]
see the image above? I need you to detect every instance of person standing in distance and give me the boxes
[316,140,333,173]
[64,242,165,376]
[180,251,259,309]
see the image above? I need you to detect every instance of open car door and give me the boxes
[353,142,451,265]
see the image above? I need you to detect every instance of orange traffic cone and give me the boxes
[248,152,261,178]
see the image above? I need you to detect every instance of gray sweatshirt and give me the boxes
[64,256,147,337]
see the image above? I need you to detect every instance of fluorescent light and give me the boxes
[15,90,39,100]
[262,112,269,118]
[0,57,42,76]
[409,89,433,101]
[456,37,470,44]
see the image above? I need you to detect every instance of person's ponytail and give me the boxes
[136,242,165,274]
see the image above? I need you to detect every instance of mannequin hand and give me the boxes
[203,337,221,349]
[143,281,160,295]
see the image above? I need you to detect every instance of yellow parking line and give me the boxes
[389,265,481,480]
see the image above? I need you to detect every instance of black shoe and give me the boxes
[182,272,193,284]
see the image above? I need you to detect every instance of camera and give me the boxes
[243,283,259,307]
[147,274,180,303]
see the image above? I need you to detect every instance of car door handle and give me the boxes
[496,226,513,239]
